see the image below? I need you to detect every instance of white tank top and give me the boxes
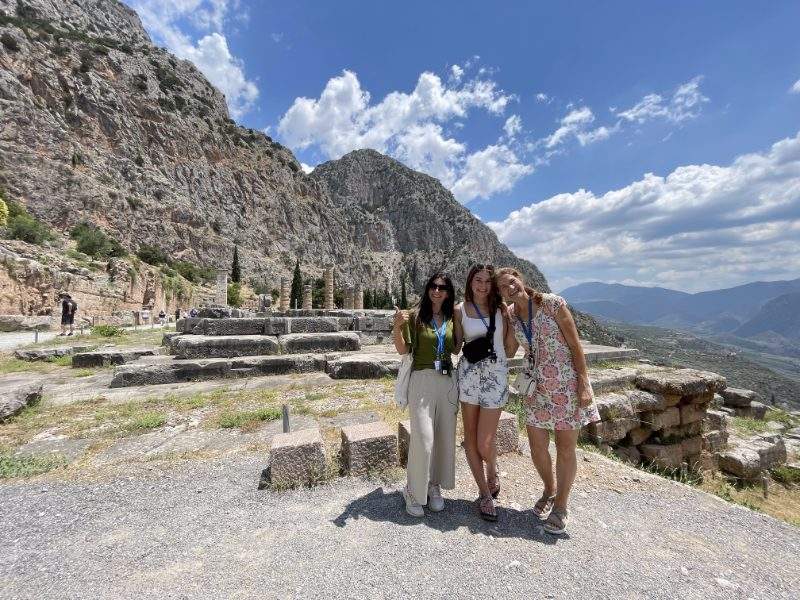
[460,304,506,361]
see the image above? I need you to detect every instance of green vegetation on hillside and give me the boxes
[2,198,53,244]
[70,222,126,259]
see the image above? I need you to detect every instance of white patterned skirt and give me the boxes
[457,356,509,409]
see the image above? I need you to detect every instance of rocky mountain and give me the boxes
[734,292,800,339]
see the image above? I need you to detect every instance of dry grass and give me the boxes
[699,476,800,526]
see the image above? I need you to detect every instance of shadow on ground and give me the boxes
[332,487,565,544]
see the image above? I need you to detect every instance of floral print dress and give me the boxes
[510,293,600,430]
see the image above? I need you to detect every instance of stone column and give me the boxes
[215,270,228,306]
[354,283,364,310]
[323,268,334,310]
[279,277,290,312]
[302,283,312,310]
[344,286,354,310]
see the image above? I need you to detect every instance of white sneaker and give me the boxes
[427,483,444,512]
[403,486,424,517]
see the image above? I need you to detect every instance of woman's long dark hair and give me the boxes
[415,272,455,327]
[464,264,503,317]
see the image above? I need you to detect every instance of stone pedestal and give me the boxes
[268,427,327,488]
[344,286,354,310]
[302,284,312,310]
[215,270,228,306]
[354,284,364,310]
[341,421,398,476]
[279,277,290,312]
[323,268,334,309]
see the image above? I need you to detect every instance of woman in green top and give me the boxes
[393,273,461,517]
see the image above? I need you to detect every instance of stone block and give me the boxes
[398,420,411,467]
[176,317,202,333]
[161,332,182,349]
[287,317,340,333]
[680,403,706,425]
[353,316,393,332]
[703,409,729,432]
[13,346,90,361]
[279,332,361,354]
[201,318,269,336]
[586,417,640,444]
[613,445,641,465]
[626,426,652,446]
[643,407,680,431]
[749,401,768,420]
[172,335,280,359]
[662,394,682,408]
[686,391,715,405]
[634,369,726,397]
[703,430,728,453]
[0,383,43,421]
[718,435,787,480]
[681,436,703,457]
[268,427,326,488]
[341,421,398,476]
[718,406,735,416]
[496,411,519,454]
[326,355,400,379]
[641,443,684,470]
[719,387,761,408]
[627,390,666,413]
[594,392,636,421]
[72,348,157,368]
[660,421,703,441]
[710,393,724,409]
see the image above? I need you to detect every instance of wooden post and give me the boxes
[34,327,39,344]
[761,472,769,499]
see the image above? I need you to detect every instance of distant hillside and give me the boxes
[734,292,800,339]
[563,279,800,328]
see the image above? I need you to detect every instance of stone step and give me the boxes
[176,316,393,336]
[110,354,327,388]
[72,347,160,368]
[171,332,361,359]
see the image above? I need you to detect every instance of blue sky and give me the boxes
[126,0,800,292]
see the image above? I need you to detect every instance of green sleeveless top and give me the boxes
[402,314,455,371]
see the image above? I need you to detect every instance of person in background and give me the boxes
[158,309,167,326]
[58,292,74,336]
[174,307,181,322]
[189,307,198,318]
[393,273,460,517]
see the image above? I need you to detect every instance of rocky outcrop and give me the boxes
[0,382,42,421]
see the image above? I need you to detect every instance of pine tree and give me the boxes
[400,277,408,309]
[231,246,241,283]
[290,260,303,309]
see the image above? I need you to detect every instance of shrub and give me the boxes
[227,282,242,307]
[136,244,168,266]
[78,48,94,72]
[126,196,142,210]
[70,222,126,259]
[173,260,214,283]
[4,200,53,244]
[91,324,125,337]
[1,32,20,52]
[0,196,7,227]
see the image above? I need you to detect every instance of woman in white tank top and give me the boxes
[454,265,516,522]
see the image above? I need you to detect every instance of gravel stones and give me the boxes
[496,412,519,455]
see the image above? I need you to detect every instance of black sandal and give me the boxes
[488,477,500,499]
[479,495,497,522]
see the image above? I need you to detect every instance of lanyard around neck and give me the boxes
[431,318,448,356]
[516,297,534,347]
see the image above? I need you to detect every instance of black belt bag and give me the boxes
[462,309,496,364]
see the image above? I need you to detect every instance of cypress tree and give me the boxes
[400,277,408,309]
[290,260,303,309]
[231,246,241,283]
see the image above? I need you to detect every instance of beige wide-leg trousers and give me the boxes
[407,369,459,504]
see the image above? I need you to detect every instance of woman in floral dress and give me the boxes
[496,267,600,534]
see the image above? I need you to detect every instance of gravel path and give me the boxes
[1,450,798,600]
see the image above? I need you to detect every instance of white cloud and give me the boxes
[488,131,800,292]
[535,92,551,103]
[300,162,314,174]
[128,0,259,119]
[791,79,800,94]
[450,64,464,82]
[503,115,522,139]
[278,69,529,203]
[615,76,709,124]
[270,32,284,43]
[544,106,611,148]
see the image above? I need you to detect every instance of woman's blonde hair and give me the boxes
[495,267,544,304]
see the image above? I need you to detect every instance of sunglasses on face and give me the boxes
[428,284,449,292]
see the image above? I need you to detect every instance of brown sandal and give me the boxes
[532,493,556,519]
[478,495,497,522]
[543,508,569,534]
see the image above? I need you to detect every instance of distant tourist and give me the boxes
[455,264,515,522]
[393,273,458,517]
[496,267,600,535]
[174,308,181,322]
[189,307,198,318]
[158,309,166,326]
[58,292,76,336]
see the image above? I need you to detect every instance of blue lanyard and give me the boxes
[431,318,448,357]
[472,303,491,331]
[516,297,534,347]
